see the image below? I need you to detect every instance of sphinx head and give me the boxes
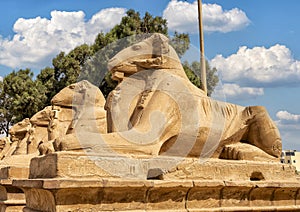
[51,80,105,108]
[108,33,183,82]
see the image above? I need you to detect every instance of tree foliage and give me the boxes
[0,69,47,135]
[183,61,219,96]
[36,67,56,106]
[171,32,190,58]
[51,44,93,97]
[0,81,13,136]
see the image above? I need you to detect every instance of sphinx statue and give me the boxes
[0,108,52,159]
[0,137,12,160]
[39,33,281,162]
[39,80,107,154]
[0,80,107,160]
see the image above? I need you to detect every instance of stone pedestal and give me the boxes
[13,178,300,212]
[10,152,300,211]
[28,152,296,181]
[0,154,35,212]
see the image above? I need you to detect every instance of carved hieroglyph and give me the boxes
[42,33,282,162]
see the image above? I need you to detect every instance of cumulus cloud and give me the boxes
[276,111,300,126]
[210,44,300,100]
[275,110,300,150]
[212,83,264,101]
[277,111,300,122]
[87,8,127,37]
[0,8,126,69]
[0,76,2,81]
[163,0,250,33]
[275,111,300,141]
[211,44,300,87]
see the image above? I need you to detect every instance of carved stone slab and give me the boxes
[29,152,297,182]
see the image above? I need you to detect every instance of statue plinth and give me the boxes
[0,154,36,211]
[28,152,296,182]
[8,152,300,211]
[13,177,300,212]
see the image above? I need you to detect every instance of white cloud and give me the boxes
[0,8,126,69]
[212,83,264,101]
[276,111,300,124]
[275,110,300,150]
[163,0,250,33]
[211,44,300,87]
[0,76,2,81]
[87,8,126,38]
[275,111,300,134]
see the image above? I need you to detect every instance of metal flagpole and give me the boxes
[197,0,207,95]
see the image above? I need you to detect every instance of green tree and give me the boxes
[0,81,14,136]
[52,44,93,96]
[36,67,56,106]
[0,69,46,128]
[141,12,168,34]
[183,61,219,96]
[110,9,143,38]
[171,32,190,58]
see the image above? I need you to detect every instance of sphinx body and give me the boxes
[46,33,281,161]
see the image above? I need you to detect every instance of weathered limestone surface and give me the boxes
[0,154,33,211]
[3,33,299,211]
[28,152,296,182]
[13,178,300,212]
[0,180,25,212]
[29,152,113,179]
[9,150,299,211]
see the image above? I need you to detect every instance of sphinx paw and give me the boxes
[220,144,246,160]
[219,143,278,162]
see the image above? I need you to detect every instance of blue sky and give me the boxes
[0,0,299,150]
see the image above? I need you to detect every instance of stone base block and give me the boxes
[13,179,300,212]
[0,154,37,180]
[0,166,29,180]
[0,202,26,212]
[29,152,297,181]
[0,155,34,212]
[20,153,300,211]
[29,152,114,179]
[164,158,297,182]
